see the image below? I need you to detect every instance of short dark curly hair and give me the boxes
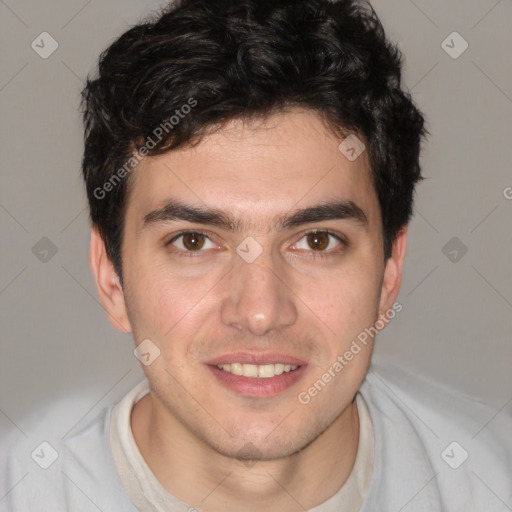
[81,0,427,286]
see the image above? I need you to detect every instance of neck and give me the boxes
[131,392,360,512]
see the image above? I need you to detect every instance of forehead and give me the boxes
[125,108,380,233]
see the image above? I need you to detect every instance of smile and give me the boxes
[208,364,306,398]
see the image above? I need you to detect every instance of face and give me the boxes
[92,108,406,461]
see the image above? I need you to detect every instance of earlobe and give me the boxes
[378,225,408,317]
[89,227,132,333]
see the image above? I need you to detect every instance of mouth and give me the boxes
[206,353,307,397]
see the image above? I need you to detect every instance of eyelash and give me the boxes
[294,230,348,259]
[166,230,348,259]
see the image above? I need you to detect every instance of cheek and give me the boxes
[294,266,380,408]
[296,261,381,342]
[128,261,218,341]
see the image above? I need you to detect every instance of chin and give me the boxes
[205,425,316,463]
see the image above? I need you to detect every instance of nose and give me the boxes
[220,247,298,336]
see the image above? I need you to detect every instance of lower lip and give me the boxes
[207,365,307,397]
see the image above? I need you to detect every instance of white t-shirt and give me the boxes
[2,356,511,511]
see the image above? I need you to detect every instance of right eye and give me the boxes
[167,231,218,253]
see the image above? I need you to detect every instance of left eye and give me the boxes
[293,231,343,252]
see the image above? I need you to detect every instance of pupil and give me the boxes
[308,232,328,251]
[184,233,204,250]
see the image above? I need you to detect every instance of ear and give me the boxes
[89,227,132,333]
[377,225,408,317]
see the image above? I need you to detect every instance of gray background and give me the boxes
[1,0,511,462]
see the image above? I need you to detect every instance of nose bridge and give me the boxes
[220,246,297,336]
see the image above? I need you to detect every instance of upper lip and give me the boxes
[206,352,307,366]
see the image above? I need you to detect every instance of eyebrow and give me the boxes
[138,198,368,237]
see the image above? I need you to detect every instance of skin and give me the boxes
[90,108,407,512]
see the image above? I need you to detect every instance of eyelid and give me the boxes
[167,229,210,243]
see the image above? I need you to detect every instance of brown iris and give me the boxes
[307,232,330,251]
[182,232,206,250]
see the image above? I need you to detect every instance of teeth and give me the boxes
[243,364,258,377]
[230,363,243,376]
[258,364,275,378]
[216,363,299,378]
[274,363,285,375]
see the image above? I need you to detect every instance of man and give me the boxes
[2,0,511,511]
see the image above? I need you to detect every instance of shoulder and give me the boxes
[359,355,512,511]
[0,391,137,512]
[363,355,512,451]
